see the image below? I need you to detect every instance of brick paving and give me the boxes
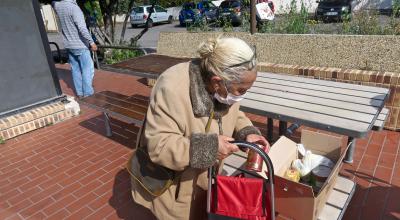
[0,64,399,220]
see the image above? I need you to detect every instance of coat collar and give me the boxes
[189,59,230,118]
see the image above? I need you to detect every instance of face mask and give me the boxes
[214,84,246,105]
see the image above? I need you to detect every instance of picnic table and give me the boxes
[100,54,390,163]
[103,54,191,80]
[240,72,390,163]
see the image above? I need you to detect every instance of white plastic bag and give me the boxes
[292,144,334,178]
[297,144,334,169]
[256,2,275,21]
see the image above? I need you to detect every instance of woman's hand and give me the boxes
[217,135,239,160]
[246,134,270,153]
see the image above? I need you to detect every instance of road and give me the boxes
[47,21,186,51]
[114,21,186,48]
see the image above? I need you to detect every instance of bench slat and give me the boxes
[80,96,145,123]
[91,93,148,113]
[98,91,150,107]
[373,108,389,131]
[99,91,150,107]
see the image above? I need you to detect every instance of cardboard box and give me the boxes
[222,130,348,220]
[265,130,348,220]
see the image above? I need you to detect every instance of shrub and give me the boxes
[103,41,144,64]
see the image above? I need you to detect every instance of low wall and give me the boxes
[157,32,400,130]
[158,32,400,73]
[0,98,79,141]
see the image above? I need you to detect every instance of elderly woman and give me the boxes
[130,37,269,220]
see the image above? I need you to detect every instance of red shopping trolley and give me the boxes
[207,141,275,220]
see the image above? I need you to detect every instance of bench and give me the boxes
[373,107,389,131]
[79,91,149,137]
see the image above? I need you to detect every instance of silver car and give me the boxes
[130,5,173,28]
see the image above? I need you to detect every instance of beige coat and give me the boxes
[131,60,260,220]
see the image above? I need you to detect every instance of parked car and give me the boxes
[217,0,274,26]
[197,0,219,22]
[130,5,173,28]
[315,0,352,22]
[217,0,245,26]
[179,2,202,26]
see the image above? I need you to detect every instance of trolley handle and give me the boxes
[229,141,275,183]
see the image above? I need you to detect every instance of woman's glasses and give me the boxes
[223,45,257,71]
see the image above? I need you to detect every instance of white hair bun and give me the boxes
[197,36,255,82]
[198,37,219,59]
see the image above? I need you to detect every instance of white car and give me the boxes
[130,5,173,28]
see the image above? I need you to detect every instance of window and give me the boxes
[220,1,241,8]
[183,2,196,10]
[199,1,216,10]
[155,6,167,13]
[132,7,144,13]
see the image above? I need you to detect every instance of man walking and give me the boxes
[52,0,97,98]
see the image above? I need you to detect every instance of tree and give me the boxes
[119,0,136,44]
[129,2,155,44]
[98,0,119,43]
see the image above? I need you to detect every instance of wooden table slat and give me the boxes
[256,77,386,100]
[245,92,375,124]
[252,81,384,107]
[258,72,389,94]
[110,54,190,75]
[240,99,371,137]
[249,86,379,115]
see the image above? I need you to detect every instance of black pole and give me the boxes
[250,0,256,34]
[267,118,274,141]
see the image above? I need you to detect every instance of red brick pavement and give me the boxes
[0,64,398,220]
